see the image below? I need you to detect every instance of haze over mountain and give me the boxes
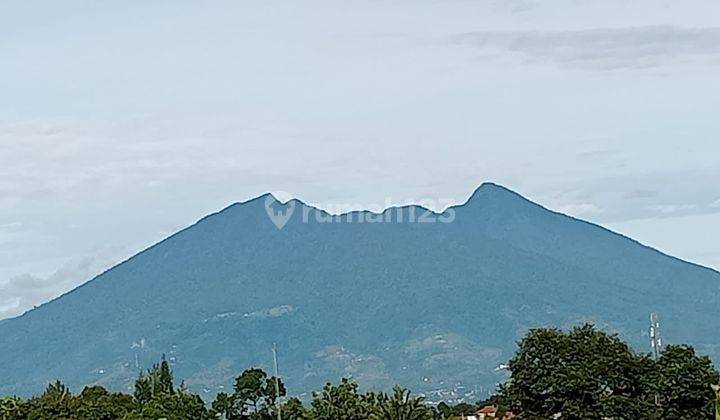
[0,183,718,401]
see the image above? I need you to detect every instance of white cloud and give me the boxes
[608,212,720,271]
[647,204,698,214]
[557,203,605,217]
[452,26,720,70]
[0,222,22,230]
[0,254,116,320]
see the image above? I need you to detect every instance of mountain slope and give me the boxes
[1,183,718,401]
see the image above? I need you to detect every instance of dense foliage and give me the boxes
[0,364,438,420]
[499,324,720,419]
[2,324,718,419]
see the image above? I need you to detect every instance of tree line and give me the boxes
[2,324,719,419]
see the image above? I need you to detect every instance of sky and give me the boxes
[1,0,720,319]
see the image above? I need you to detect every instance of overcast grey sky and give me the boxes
[1,0,720,319]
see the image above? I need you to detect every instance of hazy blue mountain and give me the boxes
[1,183,718,402]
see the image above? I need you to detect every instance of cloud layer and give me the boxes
[0,255,114,319]
[453,26,720,70]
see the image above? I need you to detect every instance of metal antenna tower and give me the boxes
[649,313,663,407]
[649,313,662,359]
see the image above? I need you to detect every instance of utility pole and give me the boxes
[272,344,282,420]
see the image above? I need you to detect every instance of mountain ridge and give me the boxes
[206,184,718,276]
[1,183,718,399]
[3,182,716,328]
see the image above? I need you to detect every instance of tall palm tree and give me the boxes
[370,386,434,420]
[43,380,71,403]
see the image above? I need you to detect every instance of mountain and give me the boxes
[1,183,718,401]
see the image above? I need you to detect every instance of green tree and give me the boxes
[282,397,310,420]
[124,355,211,419]
[369,386,434,420]
[500,324,652,419]
[649,345,720,418]
[499,325,720,419]
[434,402,451,419]
[435,401,475,418]
[133,371,152,405]
[22,380,73,420]
[234,367,268,416]
[71,385,137,419]
[210,367,286,419]
[158,356,175,393]
[210,391,235,419]
[0,396,23,420]
[123,391,210,420]
[134,355,175,404]
[310,378,372,420]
